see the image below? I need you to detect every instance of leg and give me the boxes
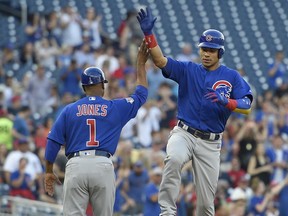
[192,139,221,216]
[89,157,115,216]
[159,128,192,216]
[63,158,89,216]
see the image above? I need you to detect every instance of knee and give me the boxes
[197,202,214,215]
[164,155,183,169]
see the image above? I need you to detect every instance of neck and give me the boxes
[203,62,220,71]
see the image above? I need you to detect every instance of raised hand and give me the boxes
[137,7,157,35]
[137,39,150,64]
[204,87,228,106]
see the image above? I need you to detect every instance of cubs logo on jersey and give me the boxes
[212,80,232,99]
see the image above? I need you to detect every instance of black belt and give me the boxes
[177,121,220,141]
[67,150,111,160]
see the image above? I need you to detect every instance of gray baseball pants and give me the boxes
[159,126,221,216]
[63,155,115,216]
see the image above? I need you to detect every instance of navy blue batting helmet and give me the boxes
[81,67,108,85]
[198,29,225,58]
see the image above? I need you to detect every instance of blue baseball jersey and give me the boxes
[47,85,147,155]
[144,183,161,216]
[162,57,253,133]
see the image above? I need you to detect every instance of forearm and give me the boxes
[271,180,288,195]
[136,63,148,87]
[149,45,167,68]
[143,33,167,68]
[248,166,269,175]
[256,195,270,212]
[11,174,25,187]
[226,97,252,115]
[46,160,54,174]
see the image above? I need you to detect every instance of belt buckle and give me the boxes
[193,129,201,138]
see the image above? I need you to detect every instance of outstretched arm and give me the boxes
[136,40,149,88]
[137,7,167,68]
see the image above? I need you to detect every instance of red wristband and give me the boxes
[225,99,237,111]
[144,34,158,48]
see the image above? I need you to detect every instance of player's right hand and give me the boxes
[204,87,228,106]
[44,173,61,196]
[137,7,157,35]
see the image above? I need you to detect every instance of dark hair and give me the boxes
[19,105,30,112]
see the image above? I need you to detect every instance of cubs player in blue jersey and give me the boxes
[137,8,253,216]
[44,40,149,216]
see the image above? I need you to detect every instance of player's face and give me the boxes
[199,47,219,70]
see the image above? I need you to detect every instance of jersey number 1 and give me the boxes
[86,119,99,147]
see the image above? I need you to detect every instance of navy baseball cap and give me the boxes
[18,139,29,144]
[134,160,143,167]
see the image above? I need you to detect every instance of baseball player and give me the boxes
[44,40,149,216]
[137,8,253,216]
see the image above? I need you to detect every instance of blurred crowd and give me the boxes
[0,5,288,216]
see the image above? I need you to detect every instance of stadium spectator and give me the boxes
[24,13,43,44]
[156,82,177,129]
[2,74,17,108]
[228,187,248,216]
[143,166,162,216]
[247,142,272,186]
[35,37,60,69]
[59,6,83,48]
[135,100,161,148]
[81,7,103,50]
[267,50,287,90]
[45,11,62,45]
[121,160,149,215]
[26,64,52,116]
[3,139,43,198]
[176,42,199,63]
[57,44,73,68]
[33,125,47,149]
[9,157,36,200]
[227,156,246,188]
[146,62,167,100]
[95,45,119,75]
[7,94,22,116]
[0,108,14,151]
[54,92,75,119]
[234,120,258,171]
[1,43,17,71]
[266,134,288,184]
[73,42,95,67]
[19,42,37,68]
[120,9,143,65]
[12,105,31,143]
[247,177,288,215]
[59,59,82,98]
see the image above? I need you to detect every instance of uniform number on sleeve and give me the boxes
[86,119,99,147]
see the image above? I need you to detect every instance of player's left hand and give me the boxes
[44,173,61,196]
[137,7,157,35]
[204,87,228,106]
